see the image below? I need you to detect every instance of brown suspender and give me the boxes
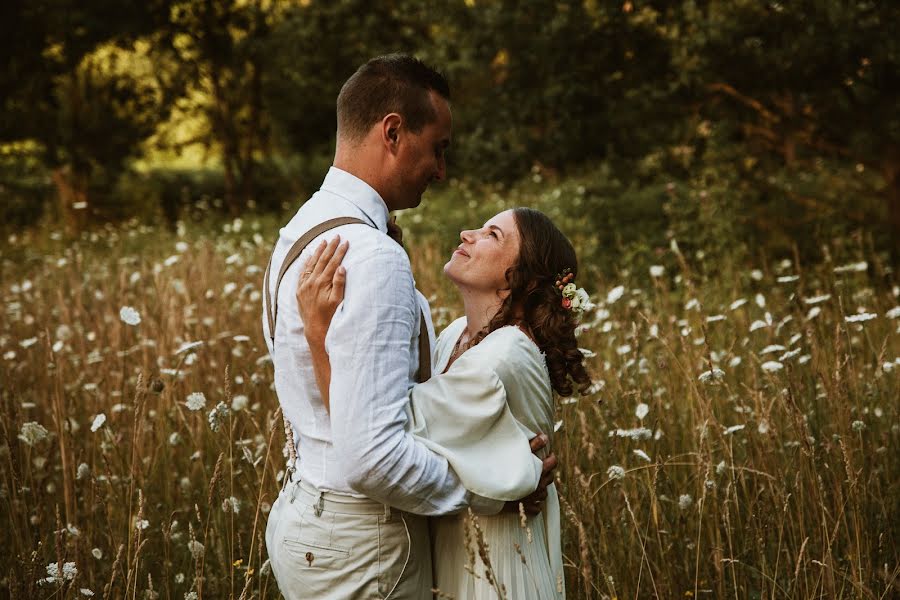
[263,217,432,382]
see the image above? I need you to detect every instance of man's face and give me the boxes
[392,91,451,210]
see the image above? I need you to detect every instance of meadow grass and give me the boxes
[1,205,898,599]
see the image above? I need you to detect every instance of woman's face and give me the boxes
[443,209,521,295]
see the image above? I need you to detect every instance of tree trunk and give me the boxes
[51,166,89,234]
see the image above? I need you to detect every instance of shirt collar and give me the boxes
[320,166,389,233]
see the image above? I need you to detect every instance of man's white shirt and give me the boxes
[263,167,502,515]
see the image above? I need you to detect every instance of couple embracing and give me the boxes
[262,54,590,599]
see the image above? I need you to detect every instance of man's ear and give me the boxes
[381,113,402,152]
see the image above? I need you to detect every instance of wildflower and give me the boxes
[685,298,700,311]
[606,465,626,480]
[18,421,49,446]
[174,341,203,355]
[884,362,895,373]
[553,419,564,432]
[724,424,745,435]
[185,392,206,411]
[77,463,90,480]
[91,548,102,559]
[610,427,653,440]
[886,306,900,319]
[749,320,768,332]
[90,413,106,432]
[208,401,230,432]
[779,348,801,361]
[851,420,866,432]
[757,420,770,434]
[119,306,141,326]
[706,314,726,323]
[616,344,632,356]
[175,241,189,253]
[777,275,799,283]
[187,540,205,559]
[729,298,747,311]
[222,496,241,513]
[845,313,877,323]
[135,518,150,530]
[678,494,693,510]
[728,356,742,368]
[649,265,665,277]
[20,337,38,348]
[80,589,94,596]
[633,449,651,462]
[175,573,185,584]
[806,307,822,320]
[761,361,784,373]
[185,593,198,600]
[38,561,78,585]
[760,344,786,355]
[755,293,766,308]
[698,368,725,385]
[606,285,625,305]
[635,403,649,420]
[803,294,831,305]
[715,461,727,475]
[163,255,180,267]
[833,261,867,274]
[231,395,249,412]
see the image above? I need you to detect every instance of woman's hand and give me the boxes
[296,236,349,348]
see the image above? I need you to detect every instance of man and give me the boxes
[262,54,553,599]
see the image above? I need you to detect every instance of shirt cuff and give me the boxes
[466,492,505,516]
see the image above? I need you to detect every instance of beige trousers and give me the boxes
[265,478,433,599]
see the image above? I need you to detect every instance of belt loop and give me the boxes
[288,478,299,504]
[313,491,325,517]
[383,504,392,522]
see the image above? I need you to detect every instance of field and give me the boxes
[1,186,898,599]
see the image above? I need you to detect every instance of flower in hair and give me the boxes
[555,269,591,314]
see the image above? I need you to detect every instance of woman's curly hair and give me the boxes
[469,207,591,396]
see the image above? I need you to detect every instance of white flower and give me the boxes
[755,293,766,308]
[208,402,230,432]
[90,413,106,432]
[706,314,726,323]
[606,285,625,304]
[77,463,91,480]
[715,461,727,475]
[851,420,866,432]
[649,265,665,277]
[135,518,149,530]
[39,561,78,585]
[803,294,832,305]
[20,337,38,348]
[611,427,653,440]
[729,298,747,310]
[187,540,205,559]
[750,269,763,281]
[185,392,206,411]
[633,449,651,462]
[175,341,203,355]
[222,496,240,513]
[761,361,784,373]
[777,275,799,283]
[91,548,102,559]
[606,465,626,480]
[119,306,141,326]
[886,306,900,319]
[80,588,94,596]
[678,494,693,510]
[635,403,649,420]
[728,356,742,368]
[749,320,769,332]
[698,368,725,385]
[845,313,877,323]
[616,344,632,356]
[757,420,770,434]
[833,261,867,273]
[185,593,199,600]
[806,307,822,320]
[724,424,745,435]
[231,395,249,412]
[18,421,49,446]
[760,344,786,355]
[779,348,802,361]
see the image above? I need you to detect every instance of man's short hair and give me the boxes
[337,54,450,142]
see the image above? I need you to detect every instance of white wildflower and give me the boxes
[757,420,770,434]
[724,424,745,435]
[553,419,564,432]
[698,368,726,385]
[728,356,742,368]
[18,421,49,446]
[750,269,763,281]
[222,496,240,514]
[169,432,181,446]
[761,361,784,373]
[90,413,106,432]
[91,548,102,559]
[208,401,230,432]
[174,341,203,355]
[185,593,198,600]
[749,320,768,332]
[20,337,38,348]
[885,306,900,319]
[606,465,626,480]
[635,402,649,420]
[185,392,206,411]
[135,518,149,530]
[633,449,651,462]
[845,313,877,323]
[806,307,822,320]
[833,261,867,274]
[729,298,747,310]
[678,494,693,510]
[611,427,653,440]
[187,540,205,559]
[616,344,632,356]
[119,306,141,326]
[803,294,831,305]
[760,344,786,355]
[851,420,866,432]
[606,285,625,304]
[779,348,802,361]
[755,293,766,308]
[80,588,94,596]
[649,265,665,277]
[77,463,91,480]
[39,561,78,585]
[685,298,700,311]
[777,275,799,283]
[716,461,727,475]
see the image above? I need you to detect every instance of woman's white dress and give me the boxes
[404,317,565,599]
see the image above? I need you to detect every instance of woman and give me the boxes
[297,207,590,598]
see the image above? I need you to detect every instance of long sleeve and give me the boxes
[326,242,498,515]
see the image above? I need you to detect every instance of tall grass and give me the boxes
[1,209,897,599]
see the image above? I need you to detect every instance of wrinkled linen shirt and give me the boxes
[263,167,502,516]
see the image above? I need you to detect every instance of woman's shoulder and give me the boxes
[477,325,549,380]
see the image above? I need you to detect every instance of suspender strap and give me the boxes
[264,217,367,345]
[263,217,433,382]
